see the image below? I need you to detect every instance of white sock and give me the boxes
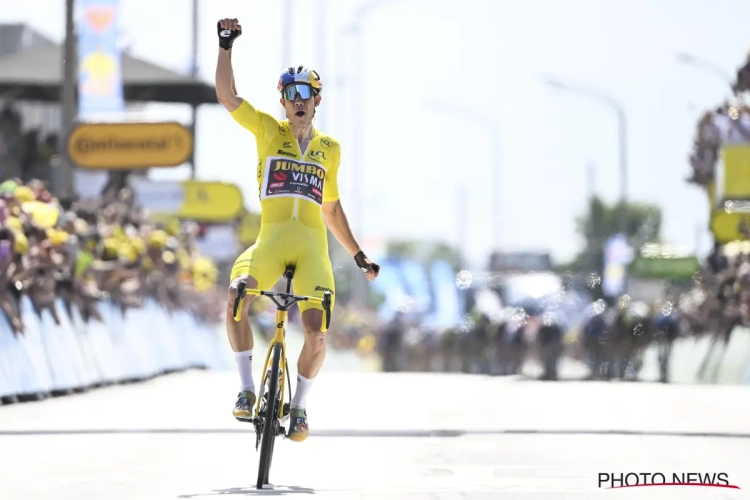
[234,350,255,393]
[291,374,314,409]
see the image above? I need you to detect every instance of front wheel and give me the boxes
[257,342,282,489]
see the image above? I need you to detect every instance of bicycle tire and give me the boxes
[257,342,282,489]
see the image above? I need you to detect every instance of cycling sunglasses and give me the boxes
[281,84,315,101]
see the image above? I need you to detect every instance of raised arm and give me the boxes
[215,19,242,112]
[214,18,275,141]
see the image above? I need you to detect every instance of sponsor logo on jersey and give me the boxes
[320,139,331,148]
[277,149,296,158]
[315,286,334,294]
[278,125,287,136]
[265,159,326,204]
[283,141,292,148]
[308,150,326,161]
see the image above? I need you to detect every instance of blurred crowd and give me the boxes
[0,106,58,184]
[372,247,750,383]
[0,176,224,337]
[372,292,687,382]
[687,103,750,186]
[692,241,750,341]
[688,54,750,186]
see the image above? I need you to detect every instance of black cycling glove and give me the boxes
[217,22,242,50]
[354,250,379,274]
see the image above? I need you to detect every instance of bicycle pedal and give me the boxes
[234,415,254,423]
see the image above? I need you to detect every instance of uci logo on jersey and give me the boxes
[309,150,326,161]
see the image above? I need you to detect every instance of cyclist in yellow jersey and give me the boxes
[215,18,380,442]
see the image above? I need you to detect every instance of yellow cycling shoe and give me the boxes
[288,408,309,442]
[233,391,256,422]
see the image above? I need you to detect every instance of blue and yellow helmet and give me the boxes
[277,65,323,97]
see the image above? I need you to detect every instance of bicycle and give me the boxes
[232,264,332,490]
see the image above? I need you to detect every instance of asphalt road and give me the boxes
[1,370,749,499]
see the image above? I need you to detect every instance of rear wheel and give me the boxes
[256,342,282,489]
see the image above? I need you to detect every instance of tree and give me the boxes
[386,240,419,259]
[386,240,464,272]
[559,196,663,274]
[426,242,464,272]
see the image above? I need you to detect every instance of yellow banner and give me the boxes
[132,180,244,222]
[710,210,750,243]
[179,181,244,221]
[721,145,750,200]
[68,121,193,169]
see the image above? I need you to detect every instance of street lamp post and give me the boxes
[345,0,402,238]
[545,79,629,236]
[189,0,199,179]
[57,0,77,202]
[279,0,293,120]
[342,0,402,306]
[675,52,735,92]
[315,0,327,132]
[427,102,503,252]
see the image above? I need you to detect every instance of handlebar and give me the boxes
[232,280,332,332]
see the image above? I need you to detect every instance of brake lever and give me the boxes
[323,291,332,331]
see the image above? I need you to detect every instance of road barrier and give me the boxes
[0,297,229,404]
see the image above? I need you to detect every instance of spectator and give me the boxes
[0,176,223,338]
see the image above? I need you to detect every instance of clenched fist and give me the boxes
[217,18,242,50]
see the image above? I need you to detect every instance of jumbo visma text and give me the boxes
[272,160,325,179]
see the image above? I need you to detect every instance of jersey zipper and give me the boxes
[291,124,315,221]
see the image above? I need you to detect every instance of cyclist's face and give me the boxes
[280,91,320,127]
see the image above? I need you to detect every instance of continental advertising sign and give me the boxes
[131,179,244,222]
[68,122,193,169]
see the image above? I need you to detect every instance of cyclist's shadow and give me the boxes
[179,485,315,497]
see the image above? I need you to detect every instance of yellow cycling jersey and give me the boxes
[230,100,341,230]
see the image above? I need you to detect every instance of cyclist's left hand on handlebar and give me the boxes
[354,251,380,281]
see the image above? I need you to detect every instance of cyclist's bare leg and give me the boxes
[226,276,258,352]
[227,276,259,420]
[288,308,326,442]
[297,308,327,379]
